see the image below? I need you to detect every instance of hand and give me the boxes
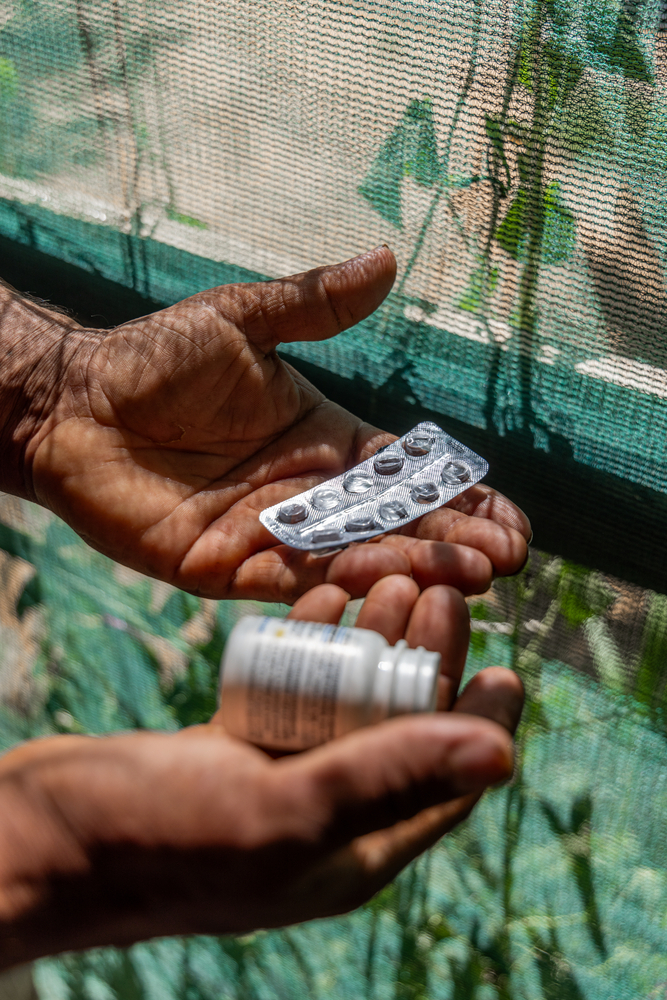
[0,576,523,967]
[8,246,530,602]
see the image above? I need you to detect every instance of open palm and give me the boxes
[28,247,529,602]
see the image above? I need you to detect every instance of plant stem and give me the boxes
[515,0,549,433]
[384,0,482,350]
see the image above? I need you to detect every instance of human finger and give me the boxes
[287,584,351,624]
[337,674,524,888]
[284,712,513,850]
[219,246,397,353]
[438,517,528,578]
[354,580,469,710]
[452,667,525,734]
[323,543,413,600]
[353,574,421,644]
[444,483,532,539]
[402,507,528,578]
[353,578,470,708]
[380,535,493,594]
[402,585,470,709]
[183,517,412,601]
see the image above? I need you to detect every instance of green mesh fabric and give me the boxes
[0,0,666,996]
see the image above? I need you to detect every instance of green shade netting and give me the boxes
[0,0,666,996]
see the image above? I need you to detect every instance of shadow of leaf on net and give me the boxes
[538,795,607,962]
[528,921,587,1000]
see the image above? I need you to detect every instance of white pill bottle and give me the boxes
[218,615,441,751]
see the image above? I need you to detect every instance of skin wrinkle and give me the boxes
[226,398,335,489]
[144,488,257,588]
[91,332,244,446]
[114,328,162,387]
[236,285,277,349]
[320,277,345,332]
[203,288,248,338]
[171,489,257,589]
[209,353,262,437]
[0,768,89,917]
[226,545,307,605]
[138,324,206,374]
[21,335,99,502]
[268,281,294,336]
[223,356,286,442]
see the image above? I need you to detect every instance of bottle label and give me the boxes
[246,619,350,747]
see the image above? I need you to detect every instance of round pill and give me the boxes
[411,481,440,504]
[403,433,435,456]
[310,487,341,510]
[311,527,344,544]
[343,472,373,494]
[441,461,471,485]
[278,502,308,524]
[379,500,409,522]
[373,453,405,475]
[345,515,377,533]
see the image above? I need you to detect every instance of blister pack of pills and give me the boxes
[259,422,488,552]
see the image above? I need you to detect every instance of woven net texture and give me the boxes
[0,0,666,997]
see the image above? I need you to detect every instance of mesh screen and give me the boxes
[0,0,666,996]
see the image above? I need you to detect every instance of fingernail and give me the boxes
[446,733,514,795]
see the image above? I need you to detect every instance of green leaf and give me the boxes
[358,124,406,229]
[494,190,526,260]
[551,78,613,155]
[541,182,576,264]
[540,796,608,960]
[359,97,440,228]
[589,10,654,84]
[165,206,208,229]
[634,592,667,710]
[0,57,18,102]
[484,114,506,162]
[457,264,499,313]
[583,617,627,690]
[543,41,584,109]
[519,4,540,92]
[469,631,488,656]
[556,561,615,628]
[529,925,587,1000]
[609,12,653,83]
[493,183,576,264]
[403,97,441,187]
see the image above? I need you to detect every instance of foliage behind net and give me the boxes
[0,0,666,995]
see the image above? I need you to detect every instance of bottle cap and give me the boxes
[391,644,440,714]
[370,640,440,723]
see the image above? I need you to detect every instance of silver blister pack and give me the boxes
[260,422,488,552]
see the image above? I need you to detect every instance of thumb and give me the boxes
[281,713,514,848]
[224,245,396,353]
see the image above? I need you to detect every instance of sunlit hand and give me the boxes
[10,246,529,602]
[0,576,523,967]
